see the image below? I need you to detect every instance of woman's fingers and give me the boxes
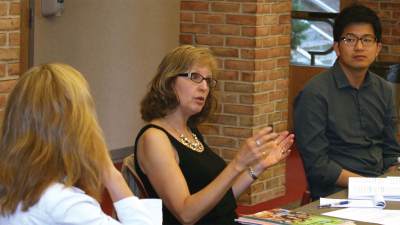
[252,126,273,144]
[235,128,294,171]
[253,129,293,151]
[274,131,290,144]
[279,134,295,151]
[282,148,292,157]
[257,133,294,168]
[253,132,279,149]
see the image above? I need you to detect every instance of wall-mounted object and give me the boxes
[41,0,64,17]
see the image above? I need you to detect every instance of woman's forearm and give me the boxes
[103,167,133,202]
[171,161,244,225]
[232,165,264,198]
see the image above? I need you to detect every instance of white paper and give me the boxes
[348,177,400,200]
[323,208,400,225]
[320,197,385,208]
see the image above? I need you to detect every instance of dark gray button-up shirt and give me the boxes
[294,62,400,198]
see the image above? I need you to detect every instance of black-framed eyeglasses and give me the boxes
[176,72,217,88]
[339,33,377,47]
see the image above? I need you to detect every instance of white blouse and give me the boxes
[0,183,162,225]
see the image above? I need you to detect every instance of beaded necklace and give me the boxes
[164,122,204,153]
[178,132,204,152]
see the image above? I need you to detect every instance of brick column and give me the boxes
[0,0,20,119]
[180,0,291,205]
[355,1,400,62]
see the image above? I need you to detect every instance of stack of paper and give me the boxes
[348,177,400,201]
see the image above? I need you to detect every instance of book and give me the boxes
[235,208,355,225]
[348,177,400,200]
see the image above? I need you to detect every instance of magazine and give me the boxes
[235,208,355,225]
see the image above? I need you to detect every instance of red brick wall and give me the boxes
[180,0,291,205]
[355,0,400,62]
[0,0,20,118]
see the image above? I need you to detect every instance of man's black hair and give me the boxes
[333,4,382,42]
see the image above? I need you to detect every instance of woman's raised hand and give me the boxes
[258,131,294,170]
[232,126,279,172]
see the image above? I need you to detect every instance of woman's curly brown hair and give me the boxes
[141,45,218,126]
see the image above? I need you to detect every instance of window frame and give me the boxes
[291,11,338,66]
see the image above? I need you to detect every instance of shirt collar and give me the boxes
[332,60,372,89]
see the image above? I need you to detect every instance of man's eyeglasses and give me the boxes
[339,34,377,47]
[176,72,217,88]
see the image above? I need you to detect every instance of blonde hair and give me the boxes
[141,45,218,125]
[0,63,109,215]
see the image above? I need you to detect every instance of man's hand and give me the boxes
[386,165,399,173]
[336,169,362,187]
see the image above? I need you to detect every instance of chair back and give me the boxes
[121,154,149,198]
[286,143,311,205]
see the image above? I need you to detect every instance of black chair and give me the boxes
[121,154,149,198]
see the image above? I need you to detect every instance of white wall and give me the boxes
[33,0,180,151]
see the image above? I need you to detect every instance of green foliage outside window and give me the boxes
[291,1,310,50]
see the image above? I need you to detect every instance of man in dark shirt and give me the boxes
[294,4,400,199]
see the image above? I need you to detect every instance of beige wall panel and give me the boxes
[34,0,179,150]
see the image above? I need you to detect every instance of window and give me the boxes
[291,0,339,67]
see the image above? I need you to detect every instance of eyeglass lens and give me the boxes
[189,72,217,88]
[341,33,376,47]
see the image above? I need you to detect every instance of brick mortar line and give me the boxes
[0,75,18,81]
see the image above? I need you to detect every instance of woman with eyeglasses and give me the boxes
[134,45,294,225]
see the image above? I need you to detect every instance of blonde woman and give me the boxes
[135,45,294,225]
[0,64,161,225]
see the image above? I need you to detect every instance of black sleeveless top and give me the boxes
[134,124,238,225]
